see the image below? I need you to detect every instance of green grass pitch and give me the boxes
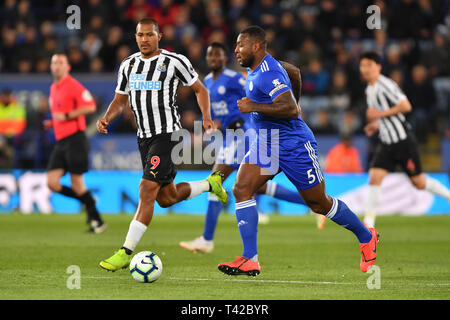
[0,213,449,300]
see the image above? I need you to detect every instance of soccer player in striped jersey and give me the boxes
[97,18,228,271]
[179,42,306,254]
[217,26,379,276]
[360,51,450,228]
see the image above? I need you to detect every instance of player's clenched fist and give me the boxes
[96,118,109,134]
[237,97,254,113]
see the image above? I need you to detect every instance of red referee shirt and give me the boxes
[49,74,96,140]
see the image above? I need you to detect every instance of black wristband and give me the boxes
[65,112,70,120]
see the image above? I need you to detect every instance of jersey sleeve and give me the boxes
[115,61,129,95]
[73,80,95,108]
[257,70,291,102]
[380,77,407,105]
[173,54,199,87]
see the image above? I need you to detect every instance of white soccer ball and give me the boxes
[129,251,163,283]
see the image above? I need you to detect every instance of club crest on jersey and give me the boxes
[218,85,226,95]
[157,63,167,72]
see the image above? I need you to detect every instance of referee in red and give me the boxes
[45,53,106,233]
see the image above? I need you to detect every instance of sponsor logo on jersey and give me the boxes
[129,73,161,91]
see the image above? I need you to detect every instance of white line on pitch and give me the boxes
[167,277,354,285]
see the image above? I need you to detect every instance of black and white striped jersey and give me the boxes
[365,74,412,145]
[115,49,198,138]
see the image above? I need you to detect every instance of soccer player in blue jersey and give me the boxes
[179,42,306,253]
[217,26,379,276]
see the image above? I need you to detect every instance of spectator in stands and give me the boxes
[15,0,35,27]
[339,109,362,137]
[405,64,436,141]
[125,0,154,23]
[324,134,363,173]
[174,4,198,41]
[303,58,330,94]
[98,26,124,71]
[250,0,281,29]
[298,37,321,69]
[186,0,208,30]
[151,0,182,29]
[227,0,248,23]
[201,3,230,45]
[81,32,103,61]
[67,45,89,72]
[311,109,336,135]
[0,88,26,138]
[276,11,302,54]
[0,88,26,168]
[384,43,408,77]
[421,31,450,77]
[1,28,18,72]
[389,69,405,88]
[329,70,351,116]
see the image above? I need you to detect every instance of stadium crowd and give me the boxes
[0,0,449,169]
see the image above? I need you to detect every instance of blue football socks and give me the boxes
[235,199,259,259]
[202,194,223,241]
[326,197,372,243]
[266,181,305,205]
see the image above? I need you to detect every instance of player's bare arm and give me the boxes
[190,79,215,132]
[366,99,412,122]
[96,93,129,134]
[281,61,301,102]
[237,90,299,119]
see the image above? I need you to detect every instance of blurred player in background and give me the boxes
[217,26,379,276]
[45,53,106,233]
[179,42,307,254]
[97,18,228,272]
[360,51,450,228]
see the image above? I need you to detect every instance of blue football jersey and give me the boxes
[204,68,249,130]
[245,54,305,132]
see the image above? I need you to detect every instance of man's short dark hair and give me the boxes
[239,25,267,46]
[136,17,160,33]
[208,42,228,54]
[359,51,381,64]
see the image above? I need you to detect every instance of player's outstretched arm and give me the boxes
[281,61,301,102]
[237,91,299,119]
[190,79,215,132]
[96,93,128,134]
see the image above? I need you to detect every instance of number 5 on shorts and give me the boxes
[307,168,316,184]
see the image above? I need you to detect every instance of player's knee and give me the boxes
[139,180,159,200]
[411,177,426,190]
[232,182,253,202]
[157,197,176,208]
[306,201,328,215]
[47,179,60,192]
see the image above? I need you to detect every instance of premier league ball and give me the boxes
[129,251,163,283]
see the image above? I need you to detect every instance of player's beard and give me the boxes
[239,55,254,68]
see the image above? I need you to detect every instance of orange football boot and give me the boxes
[360,228,379,272]
[218,256,261,276]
